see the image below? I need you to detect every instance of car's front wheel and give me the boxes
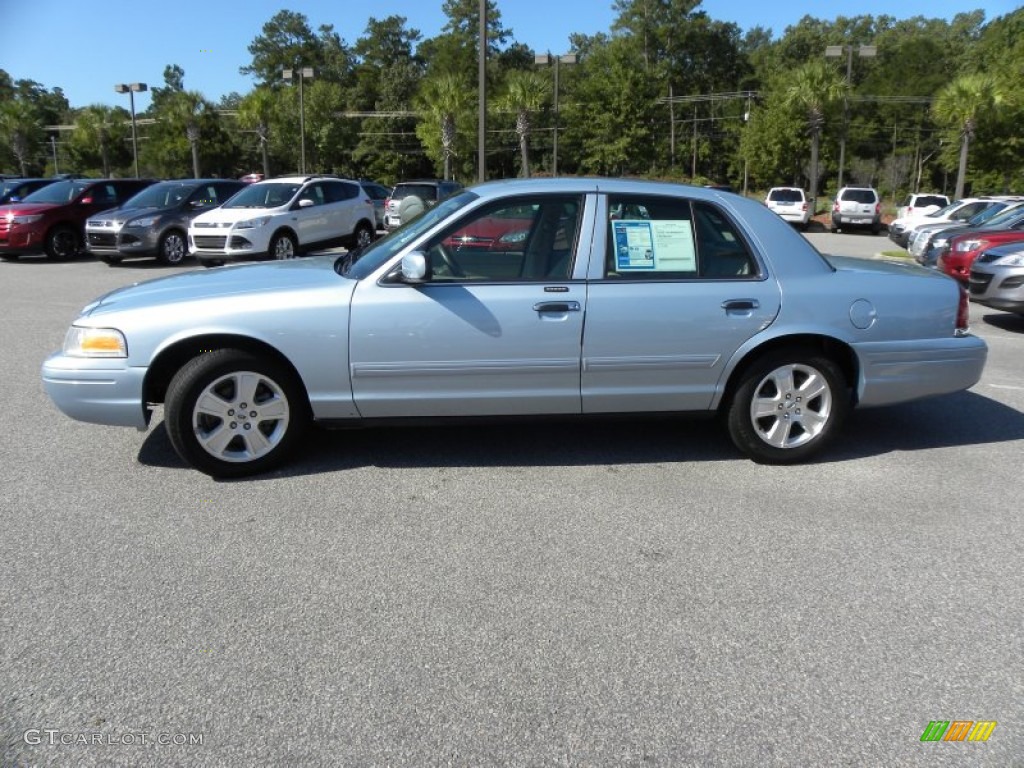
[164,349,310,478]
[45,225,80,260]
[727,350,849,464]
[269,232,297,260]
[158,230,188,265]
[353,222,374,250]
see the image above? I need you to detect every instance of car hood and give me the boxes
[1,202,60,216]
[90,205,165,223]
[192,207,282,225]
[80,256,350,319]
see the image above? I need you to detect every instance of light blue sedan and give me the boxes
[42,178,987,477]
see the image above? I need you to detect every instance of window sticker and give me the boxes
[612,220,696,271]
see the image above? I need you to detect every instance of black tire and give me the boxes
[164,349,310,478]
[352,222,374,250]
[157,229,188,265]
[45,225,80,260]
[727,350,850,464]
[269,231,298,260]
[100,254,123,266]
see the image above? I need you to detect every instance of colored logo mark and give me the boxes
[920,720,997,742]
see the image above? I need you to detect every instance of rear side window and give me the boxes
[605,195,756,280]
[323,181,359,203]
[915,195,947,208]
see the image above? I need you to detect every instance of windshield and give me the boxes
[21,180,88,204]
[222,182,300,209]
[926,201,960,218]
[341,190,479,278]
[121,182,191,209]
[971,203,1022,228]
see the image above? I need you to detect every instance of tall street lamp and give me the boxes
[534,52,577,176]
[114,82,147,178]
[825,44,875,190]
[283,67,315,174]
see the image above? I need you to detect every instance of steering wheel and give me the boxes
[432,242,465,278]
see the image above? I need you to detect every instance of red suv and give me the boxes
[0,178,155,261]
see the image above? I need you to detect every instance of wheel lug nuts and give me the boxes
[250,411,257,418]
[243,423,251,430]
[240,403,247,409]
[230,422,237,429]
[227,409,234,416]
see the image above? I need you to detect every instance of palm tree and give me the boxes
[931,74,1007,199]
[782,60,846,209]
[0,99,42,176]
[499,70,549,177]
[73,105,126,176]
[237,87,277,178]
[417,73,471,180]
[167,90,211,178]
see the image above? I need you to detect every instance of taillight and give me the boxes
[832,201,839,212]
[384,198,391,208]
[874,203,880,215]
[955,283,970,335]
[802,202,808,212]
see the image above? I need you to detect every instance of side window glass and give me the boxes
[692,202,756,279]
[299,184,326,207]
[605,195,698,279]
[424,195,581,282]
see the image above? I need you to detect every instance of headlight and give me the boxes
[8,214,43,225]
[955,239,984,253]
[236,217,270,229]
[63,326,128,358]
[130,216,157,228]
[993,252,1024,267]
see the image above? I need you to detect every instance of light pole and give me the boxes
[114,82,147,178]
[825,44,875,190]
[478,0,487,183]
[283,67,315,174]
[534,52,578,176]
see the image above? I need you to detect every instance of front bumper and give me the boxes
[41,353,150,429]
[0,224,46,255]
[969,267,1024,313]
[189,230,269,262]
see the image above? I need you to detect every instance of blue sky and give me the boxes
[1,0,1016,112]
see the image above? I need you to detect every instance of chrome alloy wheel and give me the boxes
[748,362,833,449]
[191,370,291,463]
[272,235,296,259]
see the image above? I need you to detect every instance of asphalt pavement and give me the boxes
[2,241,1022,767]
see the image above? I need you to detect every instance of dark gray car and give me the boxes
[86,179,246,265]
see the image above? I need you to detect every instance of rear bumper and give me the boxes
[853,336,988,407]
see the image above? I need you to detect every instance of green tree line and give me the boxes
[2,1,1022,202]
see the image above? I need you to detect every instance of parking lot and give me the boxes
[2,239,1023,766]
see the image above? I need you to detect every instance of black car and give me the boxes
[0,178,60,205]
[85,179,247,265]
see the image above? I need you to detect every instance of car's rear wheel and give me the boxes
[45,225,79,260]
[165,349,310,478]
[270,232,297,260]
[158,230,188,265]
[727,350,849,464]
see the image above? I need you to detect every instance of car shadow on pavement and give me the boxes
[137,390,1024,479]
[980,311,1024,333]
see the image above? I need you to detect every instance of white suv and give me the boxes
[830,186,882,234]
[764,187,811,229]
[188,175,376,266]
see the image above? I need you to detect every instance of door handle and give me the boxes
[533,301,581,313]
[721,299,759,311]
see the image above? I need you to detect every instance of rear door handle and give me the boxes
[533,301,581,313]
[721,299,759,311]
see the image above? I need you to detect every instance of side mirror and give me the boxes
[298,198,314,208]
[400,251,429,284]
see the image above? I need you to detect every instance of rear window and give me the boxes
[914,195,947,208]
[841,189,877,204]
[768,189,804,203]
[392,184,440,202]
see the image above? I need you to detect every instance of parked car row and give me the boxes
[0,175,460,267]
[762,185,889,235]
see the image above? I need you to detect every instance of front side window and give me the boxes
[605,195,756,280]
[423,195,582,282]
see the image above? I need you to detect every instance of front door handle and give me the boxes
[721,299,759,311]
[533,301,581,313]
